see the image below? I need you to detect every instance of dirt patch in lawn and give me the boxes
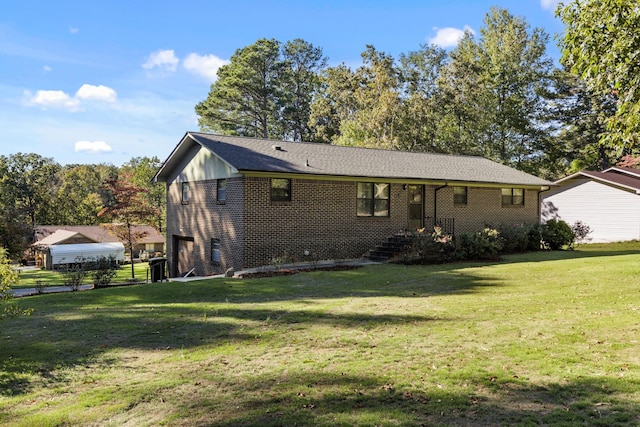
[237,265,361,279]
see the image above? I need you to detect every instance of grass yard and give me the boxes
[1,244,640,426]
[14,262,152,289]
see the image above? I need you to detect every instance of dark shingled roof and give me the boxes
[34,225,164,244]
[155,132,552,187]
[566,170,640,192]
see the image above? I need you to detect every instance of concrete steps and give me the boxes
[365,234,412,262]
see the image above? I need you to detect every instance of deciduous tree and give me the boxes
[309,64,359,143]
[438,7,554,172]
[539,69,617,174]
[346,46,402,149]
[437,31,490,157]
[398,44,447,152]
[558,0,640,152]
[98,173,159,280]
[325,46,402,149]
[0,157,29,257]
[121,156,166,232]
[0,154,60,257]
[54,165,103,225]
[4,153,60,228]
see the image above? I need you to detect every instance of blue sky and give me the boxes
[1,0,563,166]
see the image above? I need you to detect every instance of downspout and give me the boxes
[433,182,448,227]
[538,186,551,223]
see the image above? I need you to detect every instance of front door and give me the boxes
[407,185,424,230]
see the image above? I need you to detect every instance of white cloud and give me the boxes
[429,25,475,48]
[76,84,117,102]
[25,84,118,111]
[28,90,79,110]
[540,0,560,11]
[43,65,52,72]
[74,140,113,154]
[183,53,229,82]
[142,49,179,72]
[69,27,79,34]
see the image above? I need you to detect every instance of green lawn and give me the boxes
[14,262,152,289]
[1,244,640,426]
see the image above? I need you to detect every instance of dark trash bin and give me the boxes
[149,257,167,282]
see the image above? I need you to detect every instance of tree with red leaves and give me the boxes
[617,155,640,169]
[98,173,160,280]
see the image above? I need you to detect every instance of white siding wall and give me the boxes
[542,179,640,243]
[168,145,241,184]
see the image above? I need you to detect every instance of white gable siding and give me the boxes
[542,179,640,243]
[169,145,241,184]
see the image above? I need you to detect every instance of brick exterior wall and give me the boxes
[165,176,541,276]
[166,177,244,277]
[242,178,407,268]
[435,187,540,235]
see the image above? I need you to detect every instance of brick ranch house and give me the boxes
[153,132,552,277]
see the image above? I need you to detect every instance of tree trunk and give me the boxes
[130,247,135,279]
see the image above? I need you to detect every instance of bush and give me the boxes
[497,224,530,254]
[458,227,504,260]
[541,219,576,250]
[393,221,575,265]
[34,280,45,294]
[1,247,31,320]
[394,226,456,264]
[497,223,546,253]
[90,256,119,288]
[526,223,543,251]
[62,261,87,291]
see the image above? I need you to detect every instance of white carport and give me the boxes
[48,242,125,269]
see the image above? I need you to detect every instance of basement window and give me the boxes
[211,238,221,264]
[217,179,227,203]
[181,182,190,204]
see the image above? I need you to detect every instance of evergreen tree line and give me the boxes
[0,153,165,258]
[195,6,622,180]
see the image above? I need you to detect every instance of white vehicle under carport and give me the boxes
[48,242,125,270]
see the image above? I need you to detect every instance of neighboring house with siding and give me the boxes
[542,167,640,243]
[31,229,125,269]
[154,132,552,277]
[33,225,165,265]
